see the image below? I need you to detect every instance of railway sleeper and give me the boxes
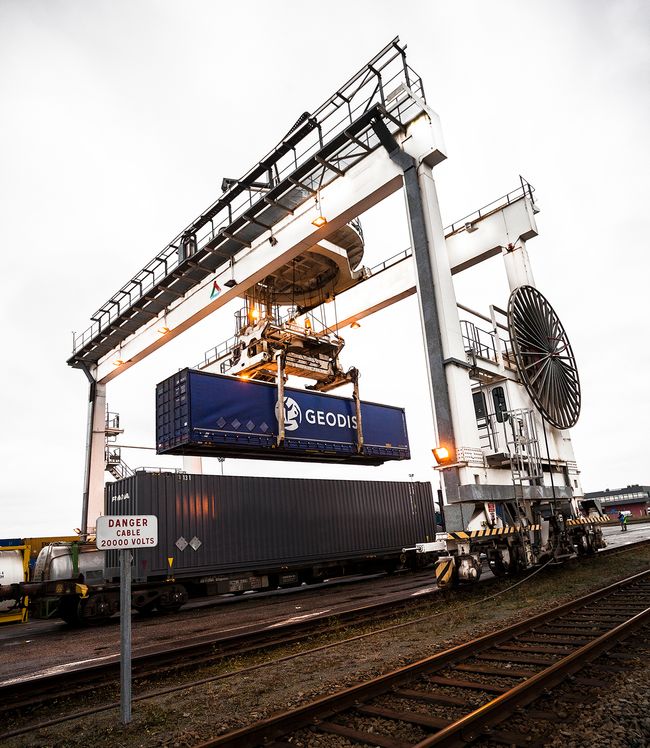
[425,674,509,693]
[357,703,451,729]
[476,652,558,665]
[392,687,472,708]
[312,721,407,748]
[454,662,539,678]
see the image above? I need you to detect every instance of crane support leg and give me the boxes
[79,366,106,536]
[372,115,485,502]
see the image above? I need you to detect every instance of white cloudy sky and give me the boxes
[1,1,648,536]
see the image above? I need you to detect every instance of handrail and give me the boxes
[71,39,424,359]
[444,176,535,235]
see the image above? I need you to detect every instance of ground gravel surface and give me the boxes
[4,547,650,747]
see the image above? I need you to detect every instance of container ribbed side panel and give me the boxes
[155,368,410,465]
[104,473,436,581]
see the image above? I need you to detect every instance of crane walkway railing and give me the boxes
[69,39,425,367]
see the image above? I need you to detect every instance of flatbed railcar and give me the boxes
[1,472,437,624]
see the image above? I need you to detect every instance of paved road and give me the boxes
[601,520,650,549]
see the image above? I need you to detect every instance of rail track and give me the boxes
[0,572,442,717]
[197,568,650,747]
[1,538,648,742]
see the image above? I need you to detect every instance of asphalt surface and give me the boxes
[600,520,650,548]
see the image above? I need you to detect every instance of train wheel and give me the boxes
[157,603,183,613]
[488,547,524,577]
[58,596,83,626]
[488,556,508,578]
[87,594,115,623]
[136,602,158,616]
[134,591,159,616]
[576,532,596,556]
[58,595,113,625]
[488,547,511,578]
[156,584,187,613]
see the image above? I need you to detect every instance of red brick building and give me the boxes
[585,484,650,519]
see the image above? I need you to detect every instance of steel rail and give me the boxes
[1,539,647,735]
[1,538,646,709]
[413,605,650,747]
[195,568,650,747]
[0,575,444,714]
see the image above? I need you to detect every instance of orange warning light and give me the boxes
[432,446,452,465]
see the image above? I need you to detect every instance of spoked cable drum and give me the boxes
[507,285,581,430]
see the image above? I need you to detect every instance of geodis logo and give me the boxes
[275,396,358,432]
[275,396,302,431]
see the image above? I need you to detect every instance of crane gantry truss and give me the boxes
[70,38,577,537]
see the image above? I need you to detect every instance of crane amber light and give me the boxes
[432,446,451,464]
[311,214,327,228]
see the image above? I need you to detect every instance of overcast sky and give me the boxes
[1,0,648,537]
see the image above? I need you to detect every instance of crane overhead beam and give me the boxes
[68,38,429,375]
[85,104,449,382]
[324,182,539,327]
[92,150,408,384]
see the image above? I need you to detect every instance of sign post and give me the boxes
[96,515,158,725]
[120,547,132,724]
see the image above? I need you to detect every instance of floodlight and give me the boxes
[432,446,451,465]
[312,190,327,227]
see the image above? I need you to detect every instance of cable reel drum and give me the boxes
[507,285,581,430]
[506,285,603,556]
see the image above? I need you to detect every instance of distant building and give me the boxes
[585,485,650,518]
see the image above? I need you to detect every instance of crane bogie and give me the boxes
[421,498,607,589]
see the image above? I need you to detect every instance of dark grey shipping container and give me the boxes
[105,472,437,585]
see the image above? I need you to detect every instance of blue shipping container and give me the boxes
[156,369,410,465]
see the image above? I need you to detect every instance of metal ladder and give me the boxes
[506,408,543,493]
[104,409,134,480]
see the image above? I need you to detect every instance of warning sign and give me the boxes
[96,515,158,549]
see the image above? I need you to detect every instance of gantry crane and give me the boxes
[66,39,605,581]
